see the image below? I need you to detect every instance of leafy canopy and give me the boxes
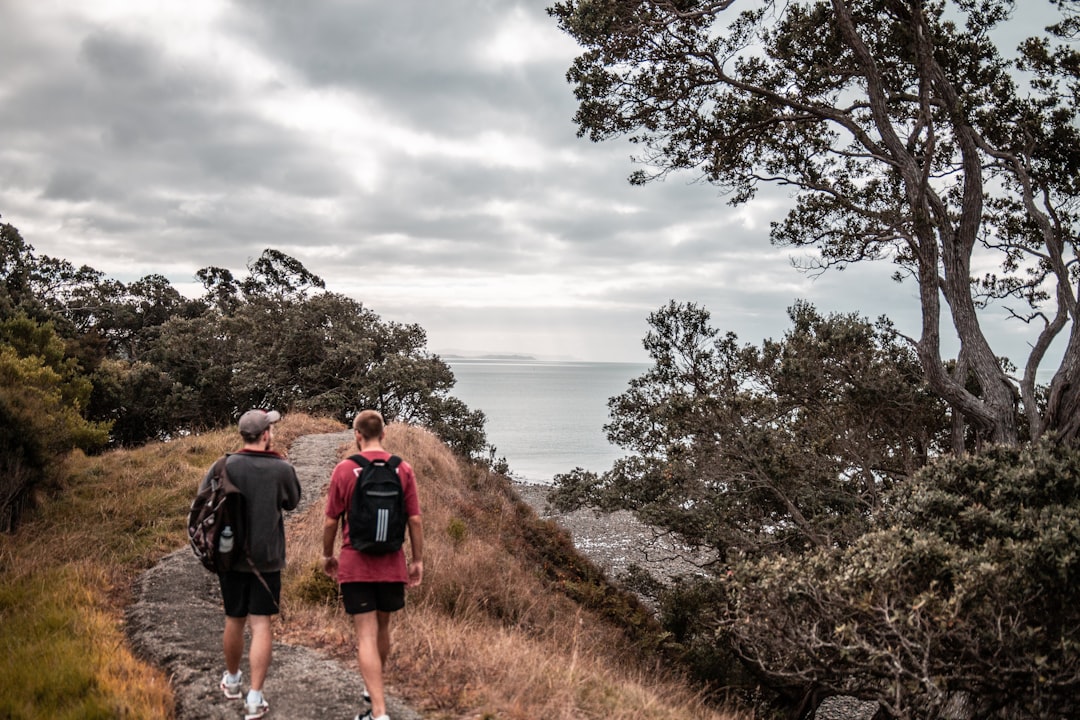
[552,300,947,559]
[550,0,1080,446]
[726,437,1080,718]
[0,219,489,527]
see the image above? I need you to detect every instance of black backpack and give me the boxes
[187,455,248,573]
[347,454,406,554]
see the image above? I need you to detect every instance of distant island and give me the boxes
[441,353,537,360]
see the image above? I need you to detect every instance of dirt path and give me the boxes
[125,431,422,720]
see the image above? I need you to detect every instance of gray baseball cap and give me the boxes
[238,409,281,436]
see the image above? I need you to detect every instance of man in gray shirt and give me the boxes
[200,409,300,720]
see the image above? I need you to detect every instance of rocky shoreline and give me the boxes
[511,480,714,585]
[513,481,879,720]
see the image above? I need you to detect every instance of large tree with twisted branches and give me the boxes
[550,0,1080,448]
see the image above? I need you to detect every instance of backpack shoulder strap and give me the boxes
[348,454,370,469]
[209,454,230,488]
[387,455,402,471]
[218,453,240,488]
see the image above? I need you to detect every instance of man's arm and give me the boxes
[321,516,339,579]
[406,515,424,587]
[281,466,302,511]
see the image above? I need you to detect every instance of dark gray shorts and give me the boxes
[341,582,405,614]
[219,570,281,617]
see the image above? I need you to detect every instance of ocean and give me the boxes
[446,358,650,484]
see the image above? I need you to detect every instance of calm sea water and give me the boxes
[447,359,649,484]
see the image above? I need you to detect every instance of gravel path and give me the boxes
[125,431,422,720]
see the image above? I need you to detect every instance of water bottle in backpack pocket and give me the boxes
[219,525,234,553]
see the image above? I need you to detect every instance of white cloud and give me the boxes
[475,5,580,68]
[0,0,1064,369]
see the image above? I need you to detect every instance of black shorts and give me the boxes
[341,582,406,615]
[219,570,281,617]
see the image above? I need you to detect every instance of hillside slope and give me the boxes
[1,415,740,720]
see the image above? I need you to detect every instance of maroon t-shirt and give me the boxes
[325,450,420,583]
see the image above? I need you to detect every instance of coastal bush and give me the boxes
[724,438,1080,719]
[290,562,340,605]
[446,516,468,547]
[0,316,111,530]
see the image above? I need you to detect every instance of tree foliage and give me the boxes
[0,316,111,530]
[550,0,1080,447]
[0,218,488,524]
[148,290,487,455]
[725,438,1080,719]
[552,300,947,560]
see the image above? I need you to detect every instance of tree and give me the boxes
[220,291,488,456]
[151,269,489,456]
[725,437,1080,718]
[0,216,101,329]
[0,218,34,317]
[143,312,242,432]
[551,300,947,560]
[549,0,1080,447]
[197,248,327,313]
[241,248,326,301]
[88,359,192,445]
[0,316,110,529]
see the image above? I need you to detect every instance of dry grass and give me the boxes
[0,414,744,720]
[0,413,343,720]
[282,423,743,720]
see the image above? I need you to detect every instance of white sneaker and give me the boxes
[244,697,269,719]
[220,670,242,699]
[354,711,389,720]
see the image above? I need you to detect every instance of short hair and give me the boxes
[353,409,385,440]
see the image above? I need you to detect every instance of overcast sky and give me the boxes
[0,1,1061,364]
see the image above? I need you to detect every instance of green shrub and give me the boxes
[446,517,468,547]
[725,438,1080,719]
[291,562,340,605]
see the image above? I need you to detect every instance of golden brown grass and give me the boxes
[0,414,744,720]
[0,412,344,720]
[282,423,742,720]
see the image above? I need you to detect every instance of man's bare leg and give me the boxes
[248,615,273,692]
[354,611,391,717]
[377,610,392,667]
[223,616,246,675]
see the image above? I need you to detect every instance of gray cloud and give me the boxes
[229,1,573,136]
[0,1,1055,365]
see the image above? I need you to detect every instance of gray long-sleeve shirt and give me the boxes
[199,449,301,572]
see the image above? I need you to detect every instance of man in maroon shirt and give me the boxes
[322,410,424,720]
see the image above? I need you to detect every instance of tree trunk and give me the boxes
[1045,324,1080,443]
